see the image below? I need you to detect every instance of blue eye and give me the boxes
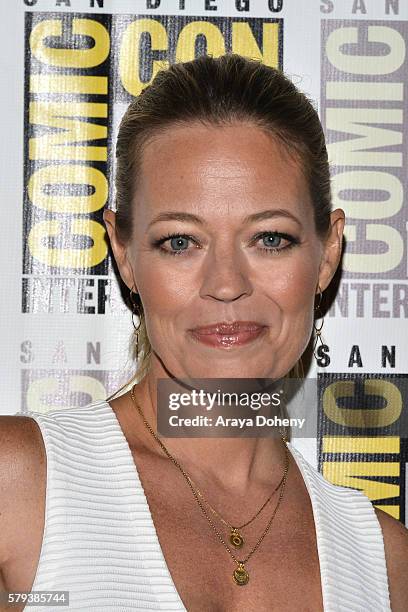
[262,234,282,248]
[169,236,189,251]
[152,230,299,257]
[153,233,197,256]
[255,231,298,255]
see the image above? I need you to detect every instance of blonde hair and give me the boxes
[110,53,331,397]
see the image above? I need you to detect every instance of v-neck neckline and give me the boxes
[105,400,330,612]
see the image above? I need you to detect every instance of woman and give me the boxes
[1,54,407,612]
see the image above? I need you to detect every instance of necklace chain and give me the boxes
[129,384,290,578]
[186,469,285,532]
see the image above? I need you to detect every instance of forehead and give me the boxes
[136,122,312,220]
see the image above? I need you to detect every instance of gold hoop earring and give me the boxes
[313,284,325,360]
[129,287,141,360]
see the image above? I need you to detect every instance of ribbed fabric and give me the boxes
[17,401,391,611]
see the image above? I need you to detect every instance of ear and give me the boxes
[317,208,345,293]
[103,209,137,292]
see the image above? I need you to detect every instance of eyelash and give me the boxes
[151,231,300,257]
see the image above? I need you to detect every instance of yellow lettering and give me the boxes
[27,219,107,269]
[326,81,403,100]
[375,505,399,519]
[326,108,402,167]
[332,171,403,219]
[176,22,225,62]
[30,18,110,68]
[322,436,400,454]
[29,102,107,161]
[323,461,399,503]
[232,22,279,68]
[326,26,405,75]
[28,164,108,214]
[27,375,106,413]
[120,19,169,97]
[345,224,403,274]
[30,74,108,95]
[323,379,402,428]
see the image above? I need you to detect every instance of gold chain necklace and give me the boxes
[186,470,285,549]
[130,384,290,586]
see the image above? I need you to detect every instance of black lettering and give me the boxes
[268,0,283,11]
[236,0,250,10]
[350,283,370,318]
[393,284,408,318]
[382,346,396,368]
[320,0,334,12]
[385,0,399,15]
[316,344,331,367]
[87,341,101,365]
[20,340,34,364]
[98,279,109,314]
[352,0,367,13]
[348,345,363,367]
[22,278,29,313]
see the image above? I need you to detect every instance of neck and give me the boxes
[128,371,289,495]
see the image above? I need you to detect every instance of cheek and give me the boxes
[262,257,318,312]
[135,262,190,321]
[134,244,320,339]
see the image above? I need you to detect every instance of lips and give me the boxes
[191,321,264,334]
[188,321,267,348]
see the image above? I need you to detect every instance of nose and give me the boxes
[199,241,253,302]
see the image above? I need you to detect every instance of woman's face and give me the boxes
[105,122,344,380]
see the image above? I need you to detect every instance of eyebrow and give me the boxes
[147,208,302,229]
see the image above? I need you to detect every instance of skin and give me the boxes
[103,121,408,610]
[0,121,407,611]
[107,122,341,382]
[104,124,408,610]
[104,121,345,489]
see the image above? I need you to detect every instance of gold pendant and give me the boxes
[230,528,244,548]
[233,562,249,586]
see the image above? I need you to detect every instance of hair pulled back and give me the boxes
[113,53,332,383]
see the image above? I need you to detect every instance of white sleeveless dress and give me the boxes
[16,401,391,611]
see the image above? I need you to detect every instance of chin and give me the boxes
[155,347,288,381]
[182,361,278,381]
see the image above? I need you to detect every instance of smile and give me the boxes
[188,321,267,348]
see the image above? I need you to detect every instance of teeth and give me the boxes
[192,323,262,335]
[216,324,259,334]
[217,325,238,333]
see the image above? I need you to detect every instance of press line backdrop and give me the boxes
[0,0,407,526]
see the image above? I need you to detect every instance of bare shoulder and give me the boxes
[374,506,408,611]
[0,415,46,566]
